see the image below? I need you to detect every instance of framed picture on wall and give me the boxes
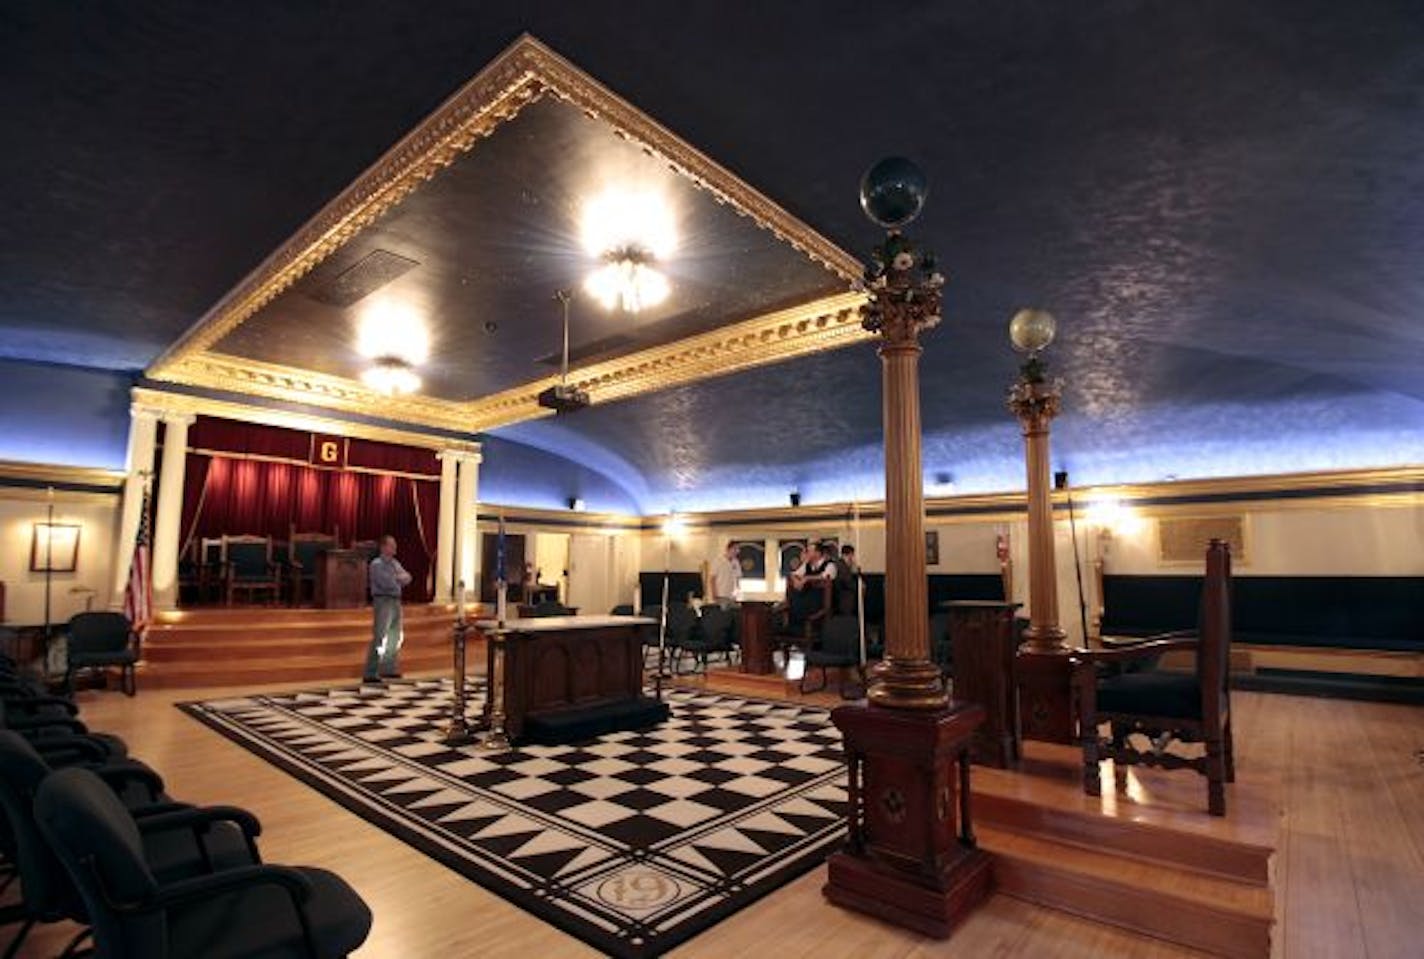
[925,530,940,567]
[778,539,807,577]
[31,523,81,572]
[734,541,766,579]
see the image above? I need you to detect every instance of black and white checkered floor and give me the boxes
[181,678,848,958]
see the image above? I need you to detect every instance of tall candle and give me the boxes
[455,580,467,625]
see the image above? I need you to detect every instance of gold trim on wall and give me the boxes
[144,34,864,433]
[0,460,125,490]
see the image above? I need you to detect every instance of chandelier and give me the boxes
[580,188,675,313]
[360,355,421,395]
[583,247,670,312]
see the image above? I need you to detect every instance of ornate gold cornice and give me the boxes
[145,34,863,432]
[464,291,869,430]
[150,290,868,433]
[0,460,125,491]
[660,465,1424,529]
[476,504,643,532]
[130,386,480,454]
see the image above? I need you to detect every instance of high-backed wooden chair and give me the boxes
[774,579,832,661]
[286,529,338,606]
[1072,539,1235,815]
[220,535,282,606]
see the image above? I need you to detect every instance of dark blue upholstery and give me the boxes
[862,573,1005,627]
[638,571,704,605]
[1095,671,1203,720]
[1102,574,1423,652]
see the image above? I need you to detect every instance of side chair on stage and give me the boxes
[286,529,338,607]
[221,535,282,606]
[1072,539,1236,816]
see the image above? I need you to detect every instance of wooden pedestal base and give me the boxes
[824,846,991,938]
[1016,647,1076,744]
[824,701,992,938]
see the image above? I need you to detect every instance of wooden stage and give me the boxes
[696,667,1280,958]
[139,603,479,688]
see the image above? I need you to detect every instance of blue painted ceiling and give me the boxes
[2,1,1422,510]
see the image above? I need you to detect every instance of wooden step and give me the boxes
[979,823,1273,959]
[138,650,457,690]
[145,622,461,655]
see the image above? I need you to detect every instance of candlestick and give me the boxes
[455,579,467,625]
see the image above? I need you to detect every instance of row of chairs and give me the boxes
[0,638,372,957]
[179,533,379,607]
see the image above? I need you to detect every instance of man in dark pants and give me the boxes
[364,534,412,682]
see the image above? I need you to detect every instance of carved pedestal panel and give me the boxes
[1016,648,1076,743]
[824,701,992,938]
[946,600,1022,767]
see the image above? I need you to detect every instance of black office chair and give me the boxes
[36,767,373,959]
[801,614,865,696]
[531,600,572,618]
[65,612,139,697]
[0,732,259,957]
[675,605,735,675]
[0,699,129,760]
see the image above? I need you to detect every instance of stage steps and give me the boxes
[972,743,1278,959]
[139,604,484,689]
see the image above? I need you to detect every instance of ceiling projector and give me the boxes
[537,382,590,414]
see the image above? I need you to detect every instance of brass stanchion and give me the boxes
[440,621,475,746]
[480,629,512,752]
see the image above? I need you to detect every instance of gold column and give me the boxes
[869,327,944,709]
[1008,380,1066,651]
[859,223,947,711]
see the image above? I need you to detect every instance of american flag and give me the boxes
[123,481,153,636]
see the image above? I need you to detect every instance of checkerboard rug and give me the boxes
[179,679,848,958]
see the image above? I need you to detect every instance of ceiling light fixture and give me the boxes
[584,248,670,312]
[580,188,675,313]
[360,355,421,395]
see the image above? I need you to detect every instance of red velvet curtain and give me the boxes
[177,417,440,601]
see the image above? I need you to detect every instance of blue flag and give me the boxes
[495,515,507,586]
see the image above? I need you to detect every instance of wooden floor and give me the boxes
[12,677,1423,958]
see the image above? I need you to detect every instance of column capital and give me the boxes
[439,447,483,465]
[130,404,164,423]
[160,411,198,428]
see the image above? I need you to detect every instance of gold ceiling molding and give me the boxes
[151,290,869,433]
[0,460,125,491]
[464,291,869,430]
[145,33,863,430]
[130,386,480,454]
[476,504,643,532]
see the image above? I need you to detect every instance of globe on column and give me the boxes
[859,157,929,228]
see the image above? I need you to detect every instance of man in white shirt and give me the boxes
[710,540,742,606]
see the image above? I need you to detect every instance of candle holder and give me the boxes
[480,629,512,752]
[440,622,476,746]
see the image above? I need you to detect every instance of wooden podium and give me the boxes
[314,549,367,609]
[945,600,1022,767]
[736,600,777,675]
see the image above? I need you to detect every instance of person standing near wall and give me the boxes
[364,534,412,683]
[710,540,742,606]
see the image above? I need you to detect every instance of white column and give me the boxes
[151,413,196,610]
[111,405,162,607]
[454,450,482,601]
[433,451,459,603]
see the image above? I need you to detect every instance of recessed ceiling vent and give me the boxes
[304,249,419,307]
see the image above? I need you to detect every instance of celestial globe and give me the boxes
[1008,308,1056,354]
[859,157,929,228]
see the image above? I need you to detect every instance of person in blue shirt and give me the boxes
[364,534,412,682]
